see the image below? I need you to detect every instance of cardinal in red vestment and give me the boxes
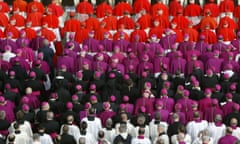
[203,0,220,18]
[113,0,132,16]
[96,1,112,18]
[0,0,10,13]
[130,23,147,42]
[62,12,81,34]
[217,21,235,41]
[13,0,27,13]
[26,6,43,27]
[169,0,183,17]
[133,0,150,14]
[102,10,118,31]
[21,21,36,40]
[117,11,135,30]
[27,0,44,14]
[85,13,100,31]
[151,0,168,17]
[76,0,94,14]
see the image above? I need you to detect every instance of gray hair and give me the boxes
[106,118,113,128]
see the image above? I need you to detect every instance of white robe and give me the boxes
[153,134,169,144]
[171,134,192,144]
[207,123,226,144]
[8,121,33,137]
[7,131,32,144]
[39,133,53,144]
[94,138,111,144]
[78,132,97,144]
[192,137,214,144]
[115,121,136,137]
[131,137,151,144]
[60,124,80,142]
[186,120,208,141]
[134,126,150,138]
[81,117,102,140]
[232,127,240,140]
[149,119,168,142]
[2,51,16,62]
[102,128,116,143]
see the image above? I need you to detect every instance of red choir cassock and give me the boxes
[219,16,236,29]
[76,0,94,14]
[0,29,4,38]
[219,0,234,13]
[47,3,64,17]
[102,12,118,30]
[169,0,183,16]
[0,12,9,27]
[4,25,19,39]
[117,15,135,29]
[234,5,240,19]
[41,26,56,42]
[94,23,111,40]
[21,27,36,40]
[63,13,81,33]
[217,27,235,41]
[113,31,129,41]
[133,0,150,14]
[199,15,218,30]
[148,27,164,39]
[27,1,45,14]
[200,28,217,44]
[203,1,220,17]
[0,1,10,13]
[172,28,183,42]
[75,27,90,43]
[26,10,43,27]
[130,26,147,42]
[96,2,112,18]
[184,3,201,17]
[152,16,169,29]
[85,15,100,31]
[171,15,189,30]
[183,25,199,42]
[151,2,168,17]
[113,1,132,16]
[13,0,27,12]
[42,10,59,28]
[10,13,25,28]
[137,13,152,30]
